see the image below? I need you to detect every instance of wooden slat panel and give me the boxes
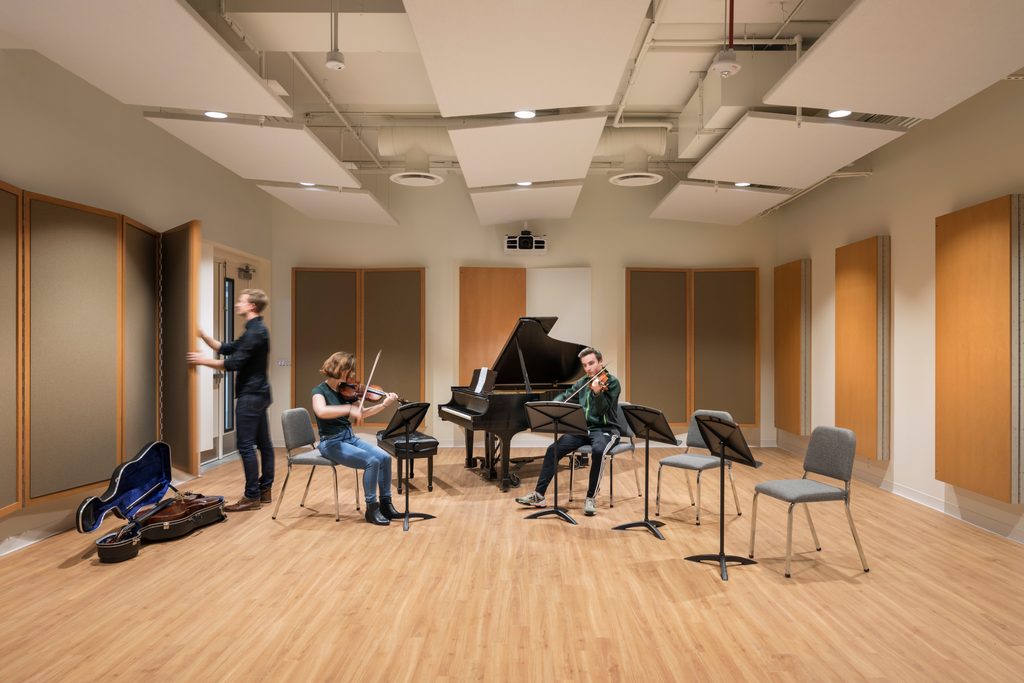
[363,269,424,425]
[774,260,808,434]
[458,267,525,385]
[627,269,687,422]
[835,236,887,461]
[693,270,758,425]
[124,222,158,457]
[936,196,1012,501]
[0,184,19,515]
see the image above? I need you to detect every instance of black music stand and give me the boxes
[378,402,435,532]
[524,401,588,525]
[685,414,762,580]
[613,404,678,540]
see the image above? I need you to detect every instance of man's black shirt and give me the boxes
[221,316,271,398]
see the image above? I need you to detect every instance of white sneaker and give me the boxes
[584,497,596,516]
[515,491,546,508]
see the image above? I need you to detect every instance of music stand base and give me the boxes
[401,511,435,532]
[685,553,757,581]
[612,519,665,540]
[525,507,578,525]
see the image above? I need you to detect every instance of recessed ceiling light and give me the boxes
[299,182,316,187]
[734,181,751,187]
[828,109,852,118]
[204,111,228,119]
[516,181,533,187]
[514,110,536,119]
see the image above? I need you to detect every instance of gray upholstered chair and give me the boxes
[748,425,870,578]
[568,402,640,507]
[656,409,742,524]
[273,407,361,523]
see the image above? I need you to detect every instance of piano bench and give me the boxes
[376,430,439,493]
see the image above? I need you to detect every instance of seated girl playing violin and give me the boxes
[311,351,400,526]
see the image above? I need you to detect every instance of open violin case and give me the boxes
[76,441,227,563]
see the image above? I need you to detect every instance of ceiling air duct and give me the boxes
[595,128,666,187]
[378,127,451,187]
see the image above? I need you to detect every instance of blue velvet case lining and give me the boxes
[76,441,172,534]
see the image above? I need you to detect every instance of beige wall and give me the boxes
[762,80,1024,542]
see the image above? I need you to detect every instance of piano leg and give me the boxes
[497,435,520,491]
[464,429,477,468]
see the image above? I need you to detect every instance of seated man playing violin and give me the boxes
[311,351,401,526]
[515,347,622,516]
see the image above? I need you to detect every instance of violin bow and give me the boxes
[356,349,383,424]
[563,362,611,403]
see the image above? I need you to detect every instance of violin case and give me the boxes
[76,441,227,563]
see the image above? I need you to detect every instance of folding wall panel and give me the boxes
[458,267,525,385]
[627,270,688,423]
[0,183,20,516]
[363,270,424,425]
[936,195,1021,503]
[124,220,159,456]
[161,221,200,475]
[292,270,358,418]
[774,259,811,435]
[693,270,759,425]
[27,196,120,499]
[835,236,891,461]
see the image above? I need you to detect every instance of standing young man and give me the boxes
[515,347,621,516]
[187,289,274,512]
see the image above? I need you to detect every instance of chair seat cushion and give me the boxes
[754,478,845,503]
[659,453,719,471]
[376,430,439,457]
[290,446,334,467]
[575,444,634,457]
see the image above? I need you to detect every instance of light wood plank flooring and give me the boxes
[1,445,1023,682]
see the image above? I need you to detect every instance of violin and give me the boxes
[337,381,408,405]
[591,371,610,393]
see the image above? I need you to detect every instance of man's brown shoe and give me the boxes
[225,496,261,512]
[259,489,272,504]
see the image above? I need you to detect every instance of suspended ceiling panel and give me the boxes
[650,181,791,225]
[146,115,360,188]
[258,186,397,226]
[224,11,419,52]
[450,116,606,188]
[0,0,291,116]
[470,183,585,225]
[660,0,854,24]
[688,112,904,189]
[763,0,1024,118]
[403,0,650,117]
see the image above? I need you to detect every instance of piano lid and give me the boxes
[490,317,587,387]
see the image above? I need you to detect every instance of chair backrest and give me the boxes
[685,409,734,449]
[281,407,317,452]
[804,426,857,482]
[615,402,634,439]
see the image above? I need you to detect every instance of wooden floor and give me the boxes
[2,444,1023,682]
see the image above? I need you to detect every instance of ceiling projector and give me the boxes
[709,49,741,78]
[325,50,345,71]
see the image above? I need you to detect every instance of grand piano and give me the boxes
[439,317,587,491]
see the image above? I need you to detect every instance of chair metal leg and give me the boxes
[845,500,870,572]
[568,452,575,502]
[272,464,292,520]
[655,463,663,516]
[785,503,795,578]
[608,457,614,507]
[804,504,821,550]
[300,467,316,507]
[695,470,702,525]
[685,471,695,505]
[727,464,742,516]
[332,466,340,522]
[747,491,759,558]
[354,469,361,511]
[630,449,641,496]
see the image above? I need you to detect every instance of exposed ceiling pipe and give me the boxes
[377,127,455,157]
[770,0,809,41]
[651,37,800,48]
[593,128,667,157]
[759,170,872,216]
[612,0,668,129]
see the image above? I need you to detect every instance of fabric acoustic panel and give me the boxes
[161,221,200,475]
[693,270,759,426]
[28,197,119,499]
[0,185,19,514]
[292,270,358,420]
[835,236,891,461]
[362,270,424,426]
[124,222,158,457]
[459,268,525,385]
[525,268,591,347]
[936,196,1021,503]
[774,259,811,435]
[627,270,687,423]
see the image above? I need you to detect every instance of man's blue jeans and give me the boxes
[235,392,274,499]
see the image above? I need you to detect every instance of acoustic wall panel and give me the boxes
[28,197,119,498]
[124,221,158,456]
[936,195,1021,503]
[459,268,525,385]
[526,268,591,347]
[292,270,358,419]
[835,236,891,461]
[0,185,18,515]
[774,260,811,435]
[363,270,424,425]
[627,270,687,423]
[693,270,759,425]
